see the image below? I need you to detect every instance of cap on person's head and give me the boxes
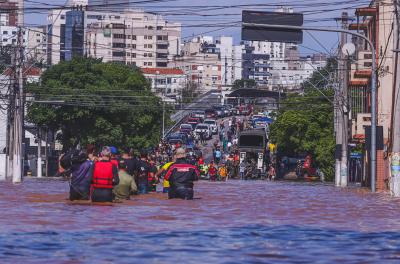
[110,146,118,155]
[175,148,186,159]
[101,146,111,157]
[118,159,127,170]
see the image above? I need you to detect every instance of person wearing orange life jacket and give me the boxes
[91,146,119,202]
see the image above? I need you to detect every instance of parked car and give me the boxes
[195,123,212,139]
[204,119,218,134]
[205,109,217,119]
[179,123,193,134]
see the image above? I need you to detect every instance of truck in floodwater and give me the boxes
[238,129,268,179]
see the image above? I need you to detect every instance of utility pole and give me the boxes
[340,12,349,187]
[12,25,24,183]
[37,128,42,178]
[390,0,400,196]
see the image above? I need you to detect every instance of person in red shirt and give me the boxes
[208,162,217,181]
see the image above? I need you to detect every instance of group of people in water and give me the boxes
[62,144,199,203]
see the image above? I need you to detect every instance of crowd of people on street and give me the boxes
[62,143,200,203]
[60,110,279,204]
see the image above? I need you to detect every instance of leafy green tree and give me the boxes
[27,57,164,151]
[232,79,256,90]
[269,59,336,180]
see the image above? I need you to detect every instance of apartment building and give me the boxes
[347,0,394,191]
[141,68,186,100]
[0,0,18,26]
[47,8,181,67]
[25,26,47,63]
[171,37,222,92]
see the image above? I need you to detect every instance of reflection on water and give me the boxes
[1,179,400,263]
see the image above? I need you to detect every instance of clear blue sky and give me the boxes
[25,0,371,56]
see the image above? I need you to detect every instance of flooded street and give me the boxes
[1,179,400,263]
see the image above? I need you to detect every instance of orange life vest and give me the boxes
[92,161,114,189]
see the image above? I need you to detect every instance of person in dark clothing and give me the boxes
[164,148,199,200]
[148,157,158,192]
[121,147,137,176]
[91,146,119,202]
[136,150,151,194]
[62,149,93,201]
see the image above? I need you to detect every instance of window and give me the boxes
[132,35,136,40]
[157,35,168,41]
[144,62,148,66]
[147,26,153,30]
[167,78,172,84]
[61,15,65,19]
[113,34,124,39]
[157,26,163,30]
[127,35,131,39]
[112,43,125,48]
[144,35,153,40]
[148,62,152,66]
[157,44,168,49]
[112,51,125,57]
[144,44,153,48]
[3,31,7,34]
[156,53,167,59]
[156,62,167,67]
[131,53,136,58]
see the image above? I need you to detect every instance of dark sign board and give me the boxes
[365,126,384,150]
[242,10,303,43]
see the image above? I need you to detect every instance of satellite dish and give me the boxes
[342,43,356,56]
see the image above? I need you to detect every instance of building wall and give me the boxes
[216,36,233,85]
[170,53,222,92]
[376,0,394,141]
[26,26,47,63]
[0,1,18,26]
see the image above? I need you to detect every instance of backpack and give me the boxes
[60,149,87,170]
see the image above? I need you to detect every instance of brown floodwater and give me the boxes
[1,178,400,263]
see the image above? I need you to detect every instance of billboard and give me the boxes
[242,10,303,44]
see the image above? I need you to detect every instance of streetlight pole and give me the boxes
[243,23,377,192]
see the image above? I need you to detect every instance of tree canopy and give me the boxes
[269,59,336,180]
[27,57,164,151]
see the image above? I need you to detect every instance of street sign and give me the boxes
[350,152,362,159]
[242,10,304,43]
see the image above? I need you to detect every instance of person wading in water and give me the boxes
[164,148,199,200]
[91,146,119,203]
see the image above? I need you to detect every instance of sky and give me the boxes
[24,0,372,56]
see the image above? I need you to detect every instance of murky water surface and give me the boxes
[1,179,400,263]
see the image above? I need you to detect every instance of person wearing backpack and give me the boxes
[60,148,93,201]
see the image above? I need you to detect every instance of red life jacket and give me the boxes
[92,161,114,189]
